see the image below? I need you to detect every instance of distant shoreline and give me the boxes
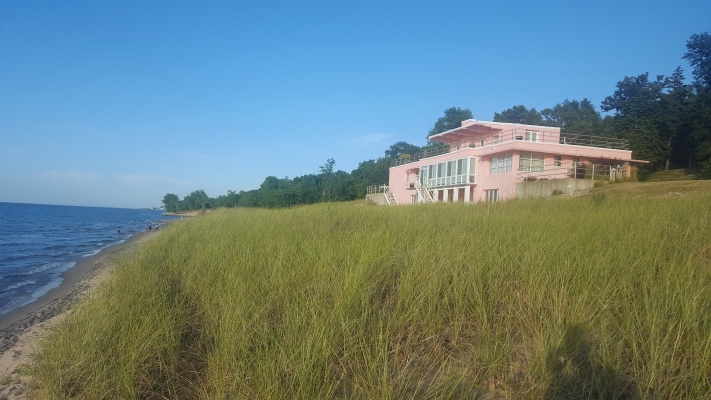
[0,218,181,347]
[162,209,210,217]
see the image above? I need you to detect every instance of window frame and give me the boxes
[519,152,545,173]
[489,153,513,174]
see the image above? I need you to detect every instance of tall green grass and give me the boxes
[34,188,711,398]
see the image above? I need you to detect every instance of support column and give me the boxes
[464,185,471,203]
[453,187,459,202]
[442,189,449,203]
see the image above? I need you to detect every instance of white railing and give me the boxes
[391,145,450,167]
[414,180,434,203]
[366,184,389,194]
[392,131,629,167]
[451,130,629,151]
[366,184,400,205]
[516,162,626,182]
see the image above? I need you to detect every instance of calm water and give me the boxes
[0,202,176,314]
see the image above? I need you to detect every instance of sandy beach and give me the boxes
[0,228,165,399]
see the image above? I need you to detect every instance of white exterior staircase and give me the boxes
[384,186,400,205]
[414,181,435,203]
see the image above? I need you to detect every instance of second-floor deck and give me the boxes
[392,130,629,167]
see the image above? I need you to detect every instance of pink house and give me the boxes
[375,119,647,204]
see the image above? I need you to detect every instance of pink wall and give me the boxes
[388,120,638,204]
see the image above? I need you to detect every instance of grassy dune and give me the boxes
[34,183,711,399]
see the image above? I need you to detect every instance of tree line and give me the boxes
[163,32,711,212]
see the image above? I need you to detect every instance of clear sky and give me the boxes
[1,1,709,208]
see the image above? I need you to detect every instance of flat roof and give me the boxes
[429,120,561,143]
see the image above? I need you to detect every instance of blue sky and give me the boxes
[1,1,709,208]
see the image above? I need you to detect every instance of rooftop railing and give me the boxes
[391,130,629,167]
[390,144,450,167]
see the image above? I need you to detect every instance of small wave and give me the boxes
[82,249,101,257]
[23,262,66,275]
[32,277,63,299]
[0,294,34,315]
[1,279,37,292]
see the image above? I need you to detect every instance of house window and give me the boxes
[486,189,499,202]
[525,130,538,142]
[423,157,475,187]
[494,136,500,144]
[554,156,562,167]
[469,158,477,182]
[437,162,445,185]
[520,153,544,172]
[490,154,513,174]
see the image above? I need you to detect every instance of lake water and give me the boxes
[0,202,176,314]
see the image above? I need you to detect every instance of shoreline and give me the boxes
[0,230,163,399]
[0,229,153,346]
[0,219,184,399]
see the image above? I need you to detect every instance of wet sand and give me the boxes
[0,227,170,399]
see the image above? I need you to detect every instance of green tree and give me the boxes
[319,158,336,175]
[162,193,181,213]
[384,141,421,159]
[601,73,669,173]
[182,190,211,210]
[683,32,711,91]
[351,157,391,197]
[541,99,602,135]
[427,107,473,139]
[683,31,711,175]
[493,105,543,125]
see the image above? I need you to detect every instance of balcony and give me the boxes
[515,162,626,182]
[391,130,629,167]
[391,144,450,167]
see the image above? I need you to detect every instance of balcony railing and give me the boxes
[366,184,389,194]
[391,130,629,167]
[516,162,626,182]
[391,144,450,167]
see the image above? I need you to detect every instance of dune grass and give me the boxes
[33,184,711,399]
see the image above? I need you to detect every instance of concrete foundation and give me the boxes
[516,178,595,198]
[365,193,388,205]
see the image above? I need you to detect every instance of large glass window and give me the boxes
[519,153,544,172]
[421,157,475,187]
[490,154,513,174]
[457,159,467,175]
[419,166,428,184]
[469,158,476,182]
